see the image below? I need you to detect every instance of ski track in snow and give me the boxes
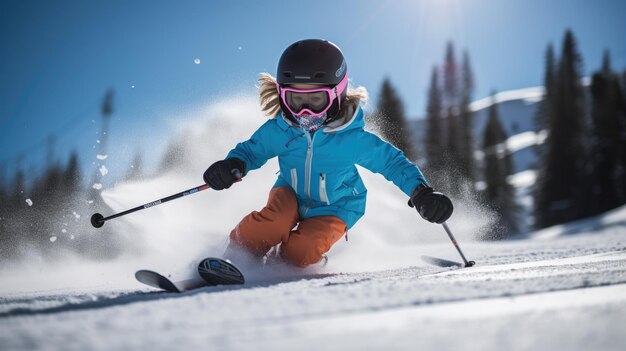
[1,230,625,351]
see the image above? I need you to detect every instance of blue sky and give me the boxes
[1,0,625,183]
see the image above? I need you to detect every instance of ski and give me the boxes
[135,257,245,293]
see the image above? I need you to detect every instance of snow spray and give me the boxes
[0,94,496,293]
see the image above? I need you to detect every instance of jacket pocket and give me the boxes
[290,168,298,192]
[341,181,360,196]
[319,173,330,205]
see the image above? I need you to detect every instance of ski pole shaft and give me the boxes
[90,184,211,228]
[441,222,475,267]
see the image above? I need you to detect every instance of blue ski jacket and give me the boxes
[227,106,428,229]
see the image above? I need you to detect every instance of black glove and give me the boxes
[408,185,453,224]
[203,158,246,190]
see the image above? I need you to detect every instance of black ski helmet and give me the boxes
[277,39,347,86]
[276,39,348,122]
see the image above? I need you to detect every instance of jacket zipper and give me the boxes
[302,131,317,216]
[304,131,317,200]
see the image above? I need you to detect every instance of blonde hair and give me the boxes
[258,73,368,118]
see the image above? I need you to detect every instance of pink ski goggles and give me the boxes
[277,74,349,117]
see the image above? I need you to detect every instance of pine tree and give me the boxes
[457,50,476,192]
[0,167,7,239]
[482,93,519,239]
[534,44,557,133]
[10,168,26,206]
[443,42,459,107]
[588,51,624,214]
[126,152,145,181]
[63,151,81,194]
[533,44,557,225]
[1,169,26,261]
[374,78,417,161]
[89,89,114,204]
[424,67,445,187]
[621,69,626,205]
[442,42,461,194]
[159,137,188,172]
[445,110,461,195]
[0,166,6,207]
[535,30,587,228]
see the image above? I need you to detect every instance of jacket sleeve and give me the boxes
[226,120,279,173]
[355,131,428,196]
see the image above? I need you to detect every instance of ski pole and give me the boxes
[91,184,211,228]
[91,170,243,228]
[441,222,475,267]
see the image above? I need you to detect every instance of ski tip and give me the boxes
[421,255,463,268]
[135,270,181,293]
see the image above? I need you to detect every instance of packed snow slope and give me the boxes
[1,95,625,350]
[1,209,625,350]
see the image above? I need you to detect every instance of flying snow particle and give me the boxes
[194,58,201,64]
[96,154,108,160]
[131,85,135,89]
[97,140,101,144]
[238,46,243,50]
[70,235,75,240]
[62,229,67,233]
[50,236,57,243]
[25,199,33,206]
[99,165,108,176]
[92,183,103,190]
[72,211,81,219]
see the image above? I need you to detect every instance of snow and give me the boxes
[1,228,625,350]
[468,77,589,112]
[475,130,546,160]
[25,198,33,206]
[92,183,102,190]
[99,165,108,176]
[507,169,536,188]
[96,154,108,160]
[469,86,545,112]
[506,130,547,153]
[0,95,624,350]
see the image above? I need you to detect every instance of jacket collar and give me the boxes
[276,105,364,134]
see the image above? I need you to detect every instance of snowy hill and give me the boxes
[1,205,625,350]
[1,94,625,351]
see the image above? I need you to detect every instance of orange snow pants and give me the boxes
[229,187,347,267]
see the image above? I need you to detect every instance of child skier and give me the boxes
[203,39,453,268]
